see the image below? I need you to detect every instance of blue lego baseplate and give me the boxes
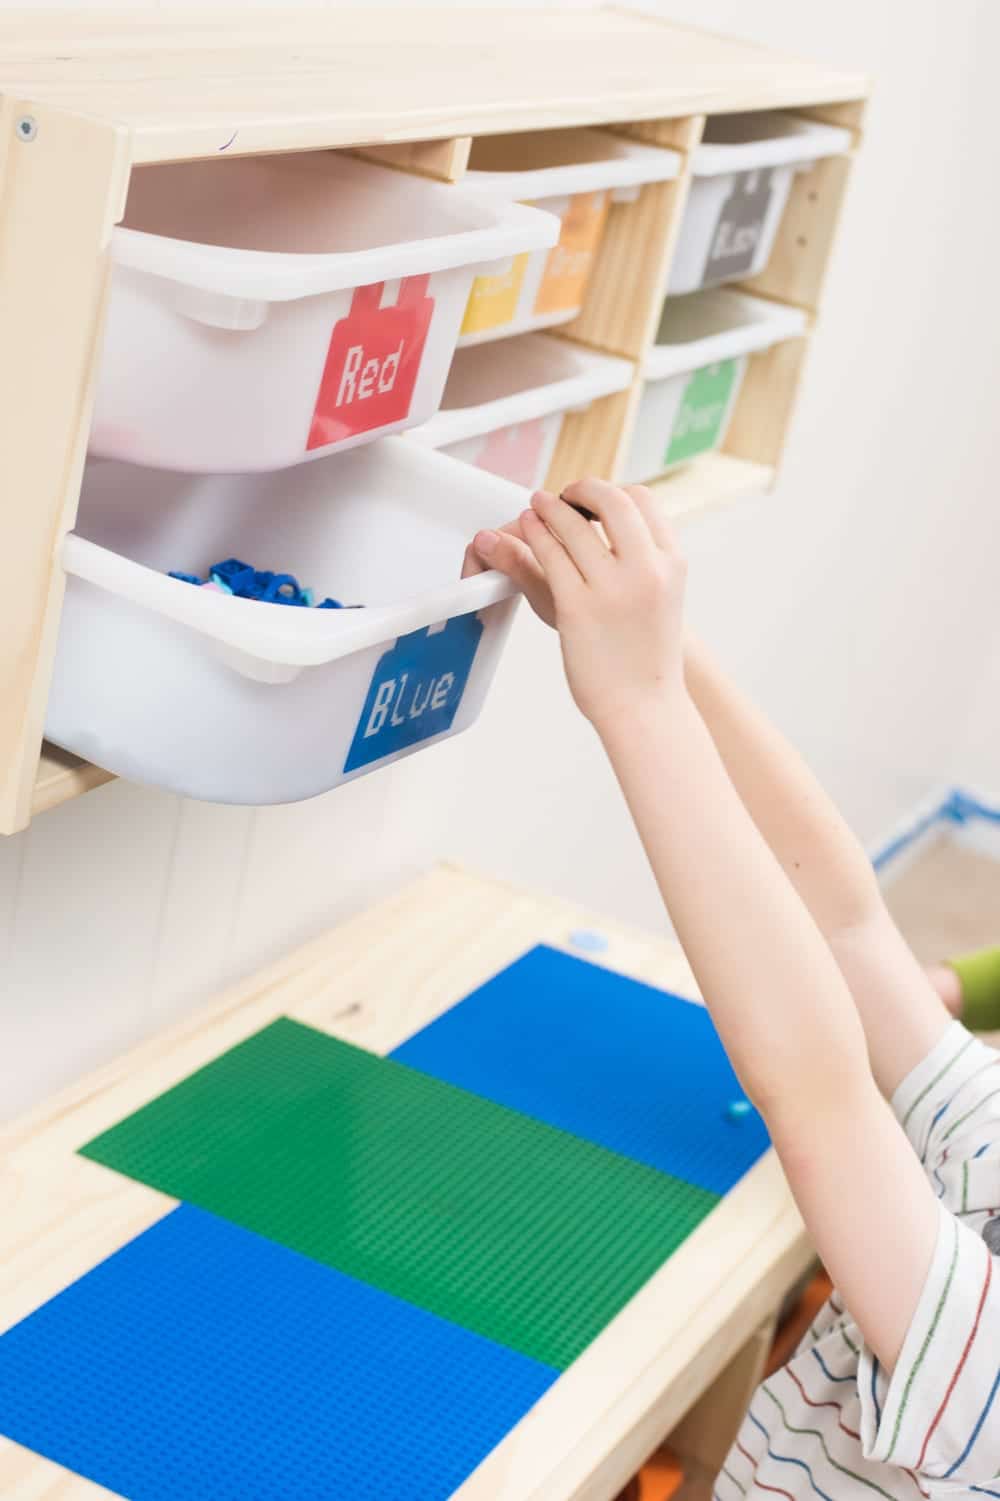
[0,1204,557,1501]
[391,943,770,1196]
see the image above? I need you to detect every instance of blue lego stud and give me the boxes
[726,1098,753,1123]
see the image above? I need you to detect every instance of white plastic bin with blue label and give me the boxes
[407,333,633,491]
[459,129,682,344]
[89,152,557,474]
[668,113,852,295]
[47,441,525,804]
[623,289,807,483]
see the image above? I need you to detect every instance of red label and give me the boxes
[307,276,435,451]
[475,420,548,488]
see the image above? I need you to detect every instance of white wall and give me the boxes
[3,0,999,1121]
[953,637,1000,797]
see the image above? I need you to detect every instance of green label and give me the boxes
[665,358,739,466]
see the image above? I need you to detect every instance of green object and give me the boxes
[80,1018,718,1370]
[665,358,740,467]
[949,945,1000,1032]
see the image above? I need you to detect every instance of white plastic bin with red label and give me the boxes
[458,129,682,345]
[406,333,633,490]
[623,289,807,482]
[89,152,558,473]
[47,440,525,804]
[668,113,852,295]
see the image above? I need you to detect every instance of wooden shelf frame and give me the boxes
[0,8,869,834]
[546,99,864,495]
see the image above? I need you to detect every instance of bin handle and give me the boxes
[61,533,520,670]
[174,283,269,330]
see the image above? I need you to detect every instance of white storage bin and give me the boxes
[90,153,557,473]
[668,113,852,295]
[47,441,525,804]
[407,334,633,490]
[624,289,807,482]
[458,129,681,344]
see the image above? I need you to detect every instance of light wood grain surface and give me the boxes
[30,746,116,817]
[0,101,129,835]
[0,9,869,164]
[0,864,811,1501]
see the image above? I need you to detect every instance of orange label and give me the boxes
[461,253,530,336]
[534,190,609,316]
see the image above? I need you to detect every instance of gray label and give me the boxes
[703,167,776,285]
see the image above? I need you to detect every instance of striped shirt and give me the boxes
[717,1022,1000,1501]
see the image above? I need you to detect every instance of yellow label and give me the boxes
[534,190,609,316]
[461,253,530,335]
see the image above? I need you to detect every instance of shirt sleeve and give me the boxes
[857,1203,1000,1488]
[893,1021,1000,1213]
[855,1024,1000,1489]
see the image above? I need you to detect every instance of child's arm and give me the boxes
[501,479,940,1372]
[682,634,950,1095]
[466,502,951,1097]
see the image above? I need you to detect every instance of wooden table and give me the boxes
[0,865,812,1500]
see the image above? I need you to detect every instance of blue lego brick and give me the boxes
[210,557,257,594]
[0,1204,557,1501]
[391,944,770,1196]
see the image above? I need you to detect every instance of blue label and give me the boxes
[344,614,484,773]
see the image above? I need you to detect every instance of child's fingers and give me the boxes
[530,489,610,581]
[461,540,487,578]
[520,507,585,600]
[463,522,533,578]
[622,484,680,555]
[560,478,653,561]
[471,528,554,623]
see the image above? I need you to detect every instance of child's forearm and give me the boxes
[599,685,871,1122]
[683,634,949,1095]
[684,634,880,932]
[599,685,941,1369]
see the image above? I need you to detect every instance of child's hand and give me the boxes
[466,479,687,735]
[462,518,556,626]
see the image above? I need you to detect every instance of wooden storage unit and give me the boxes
[0,8,868,834]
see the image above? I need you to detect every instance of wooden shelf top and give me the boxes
[650,452,775,519]
[0,7,869,164]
